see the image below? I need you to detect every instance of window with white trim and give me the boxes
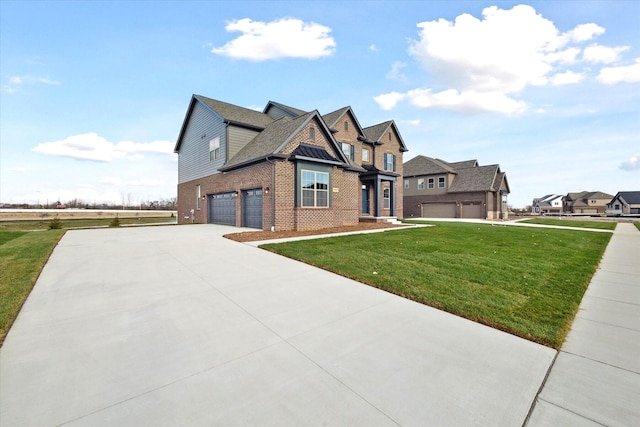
[209,137,220,161]
[428,178,434,189]
[301,170,329,207]
[404,179,409,189]
[418,178,424,190]
[341,142,354,161]
[362,148,370,162]
[383,188,390,209]
[438,176,445,188]
[384,153,396,172]
[196,184,202,210]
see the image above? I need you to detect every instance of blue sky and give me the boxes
[1,1,638,208]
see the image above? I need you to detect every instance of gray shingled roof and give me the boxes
[322,107,350,129]
[449,159,478,169]
[448,164,501,193]
[403,155,456,177]
[405,155,508,193]
[196,95,274,128]
[363,121,392,142]
[222,112,316,170]
[615,191,640,204]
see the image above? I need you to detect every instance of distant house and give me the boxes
[606,191,640,215]
[531,194,563,215]
[563,191,613,215]
[174,95,408,230]
[403,155,510,220]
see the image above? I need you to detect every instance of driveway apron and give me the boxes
[1,225,555,426]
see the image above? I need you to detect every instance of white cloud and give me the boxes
[597,58,640,84]
[406,88,527,114]
[3,74,61,93]
[375,4,632,114]
[211,18,335,61]
[33,133,174,162]
[386,61,408,82]
[583,44,629,64]
[369,44,378,52]
[7,166,27,172]
[373,92,406,110]
[401,119,421,126]
[551,70,585,85]
[619,155,639,171]
[566,23,605,42]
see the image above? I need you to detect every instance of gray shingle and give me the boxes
[195,95,274,129]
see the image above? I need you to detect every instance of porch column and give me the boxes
[390,180,395,216]
[374,177,381,217]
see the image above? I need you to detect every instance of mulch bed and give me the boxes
[224,222,405,242]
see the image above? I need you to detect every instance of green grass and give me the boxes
[0,230,65,346]
[635,222,640,231]
[262,222,612,348]
[0,216,174,231]
[521,218,617,230]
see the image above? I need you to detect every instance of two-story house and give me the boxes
[531,194,563,215]
[563,191,613,214]
[403,155,510,220]
[174,95,408,231]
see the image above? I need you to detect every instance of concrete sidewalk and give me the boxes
[1,225,555,426]
[527,222,640,426]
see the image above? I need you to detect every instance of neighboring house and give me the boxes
[531,194,563,215]
[606,191,640,215]
[174,95,408,230]
[563,191,613,214]
[403,155,510,220]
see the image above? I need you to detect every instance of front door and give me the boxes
[362,185,369,214]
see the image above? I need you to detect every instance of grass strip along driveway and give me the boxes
[0,230,64,345]
[262,222,612,349]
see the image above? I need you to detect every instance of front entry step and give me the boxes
[359,216,402,224]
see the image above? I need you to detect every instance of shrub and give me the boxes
[48,216,62,230]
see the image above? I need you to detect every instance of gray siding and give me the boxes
[178,102,227,184]
[266,105,293,120]
[228,126,259,161]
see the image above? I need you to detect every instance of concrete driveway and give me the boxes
[1,225,555,426]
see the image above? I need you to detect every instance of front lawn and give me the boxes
[521,218,617,230]
[262,222,611,348]
[0,230,64,346]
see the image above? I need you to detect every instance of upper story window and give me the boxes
[438,176,446,188]
[428,178,434,189]
[418,178,424,190]
[404,179,410,189]
[384,153,396,172]
[362,148,370,162]
[301,170,329,208]
[209,137,220,161]
[309,127,315,140]
[341,142,354,161]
